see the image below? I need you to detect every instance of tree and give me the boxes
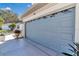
[0,17,4,30]
[9,23,16,31]
[0,9,19,23]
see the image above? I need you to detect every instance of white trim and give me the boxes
[23,3,76,22]
[75,4,79,43]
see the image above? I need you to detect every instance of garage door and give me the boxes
[26,7,75,54]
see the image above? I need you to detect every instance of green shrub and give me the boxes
[9,23,16,31]
[0,30,6,36]
[0,17,4,30]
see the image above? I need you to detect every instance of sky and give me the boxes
[0,3,32,15]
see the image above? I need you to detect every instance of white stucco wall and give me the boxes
[75,4,79,43]
[20,23,24,37]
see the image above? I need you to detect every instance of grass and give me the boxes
[0,30,7,33]
[0,30,12,36]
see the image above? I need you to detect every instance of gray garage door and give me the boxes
[26,7,75,54]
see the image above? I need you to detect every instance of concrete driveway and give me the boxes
[0,39,47,56]
[0,37,64,56]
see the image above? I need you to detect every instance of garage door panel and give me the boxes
[26,7,75,54]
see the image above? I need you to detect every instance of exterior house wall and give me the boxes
[2,23,11,30]
[20,23,25,37]
[21,3,79,44]
[75,4,79,43]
